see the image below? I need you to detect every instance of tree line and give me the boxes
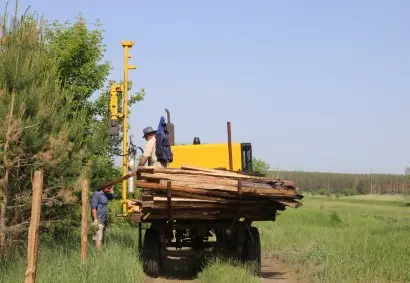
[253,158,409,195]
[270,170,409,195]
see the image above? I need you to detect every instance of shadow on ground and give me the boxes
[145,252,292,282]
[261,268,287,280]
[159,255,202,280]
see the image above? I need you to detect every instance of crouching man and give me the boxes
[90,184,115,250]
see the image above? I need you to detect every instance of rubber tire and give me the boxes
[242,226,262,277]
[142,228,161,277]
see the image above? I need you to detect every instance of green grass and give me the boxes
[197,258,259,283]
[257,195,410,283]
[0,223,144,283]
[2,195,409,282]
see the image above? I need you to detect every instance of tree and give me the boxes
[43,17,145,188]
[43,16,114,189]
[44,15,110,110]
[252,157,271,175]
[0,4,148,257]
[405,163,410,176]
[0,10,90,257]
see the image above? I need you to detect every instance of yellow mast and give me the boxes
[120,41,136,215]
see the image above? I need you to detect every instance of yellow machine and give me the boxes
[164,109,253,172]
[169,142,253,172]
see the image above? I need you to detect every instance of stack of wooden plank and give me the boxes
[128,165,303,221]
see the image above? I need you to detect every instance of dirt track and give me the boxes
[144,256,298,283]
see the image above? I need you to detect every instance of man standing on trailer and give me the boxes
[139,126,166,168]
[90,184,115,250]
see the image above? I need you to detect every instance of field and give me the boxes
[258,194,410,282]
[1,195,409,283]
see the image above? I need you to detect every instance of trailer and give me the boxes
[126,166,303,278]
[131,214,266,277]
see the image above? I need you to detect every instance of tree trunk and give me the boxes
[0,92,15,258]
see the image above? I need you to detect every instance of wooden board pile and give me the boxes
[128,165,303,221]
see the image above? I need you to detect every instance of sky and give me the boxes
[5,0,410,174]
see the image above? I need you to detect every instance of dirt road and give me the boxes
[260,257,298,283]
[144,256,298,283]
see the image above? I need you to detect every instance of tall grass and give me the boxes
[1,196,409,282]
[197,258,259,283]
[257,195,410,282]
[0,223,144,283]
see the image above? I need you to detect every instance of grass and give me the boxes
[0,222,144,283]
[197,258,259,283]
[257,194,410,282]
[1,195,409,282]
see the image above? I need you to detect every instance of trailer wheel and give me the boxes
[142,228,161,277]
[242,226,261,277]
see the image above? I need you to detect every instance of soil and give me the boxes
[260,256,298,283]
[144,255,298,283]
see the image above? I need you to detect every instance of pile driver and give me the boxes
[108,41,255,217]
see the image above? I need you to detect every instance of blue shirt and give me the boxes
[90,190,114,223]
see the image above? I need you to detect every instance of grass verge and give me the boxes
[0,222,144,283]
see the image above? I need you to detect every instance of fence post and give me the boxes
[81,178,89,264]
[25,170,43,283]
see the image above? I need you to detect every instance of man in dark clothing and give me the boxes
[90,185,115,249]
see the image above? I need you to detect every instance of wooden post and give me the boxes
[25,170,43,283]
[237,180,242,218]
[81,178,88,264]
[227,121,233,171]
[167,181,173,222]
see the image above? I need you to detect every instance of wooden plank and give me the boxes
[156,191,230,203]
[136,181,297,200]
[143,209,275,220]
[167,181,172,222]
[145,201,279,211]
[179,166,288,184]
[141,195,154,201]
[99,166,296,190]
[139,175,297,197]
[148,195,279,206]
[237,180,242,218]
[140,172,290,191]
[25,170,43,283]
[153,196,217,202]
[136,181,236,198]
[80,178,88,264]
[274,199,303,208]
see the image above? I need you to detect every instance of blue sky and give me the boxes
[8,0,410,174]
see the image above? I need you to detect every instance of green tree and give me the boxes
[0,3,148,257]
[43,16,115,188]
[44,15,110,110]
[43,17,145,188]
[0,10,90,257]
[252,157,271,175]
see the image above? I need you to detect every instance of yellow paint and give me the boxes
[169,143,243,171]
[120,40,136,216]
[109,83,122,120]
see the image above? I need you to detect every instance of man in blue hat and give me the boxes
[139,126,164,167]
